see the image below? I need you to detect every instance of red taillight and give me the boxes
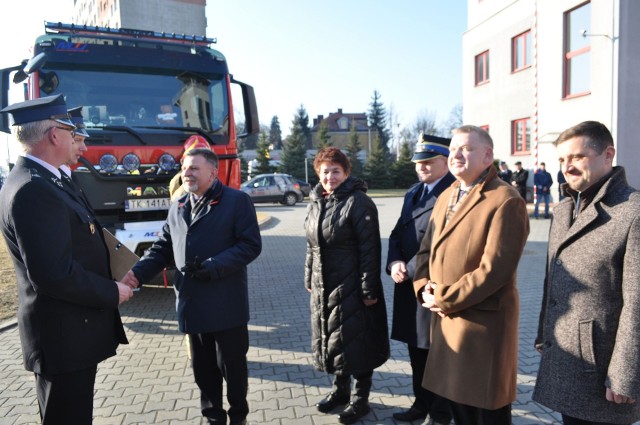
[294,183,300,189]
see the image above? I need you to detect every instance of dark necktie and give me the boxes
[414,184,428,204]
[421,184,429,200]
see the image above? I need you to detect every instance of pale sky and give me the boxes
[0,0,466,150]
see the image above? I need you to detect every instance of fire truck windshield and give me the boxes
[37,67,229,136]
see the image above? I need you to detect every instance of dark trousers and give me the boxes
[189,325,249,424]
[562,414,630,425]
[449,400,511,425]
[408,345,451,422]
[35,365,97,424]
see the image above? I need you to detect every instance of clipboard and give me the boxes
[102,228,140,281]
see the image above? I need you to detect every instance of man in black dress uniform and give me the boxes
[387,133,455,425]
[0,95,132,424]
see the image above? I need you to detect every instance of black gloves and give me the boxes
[180,257,211,280]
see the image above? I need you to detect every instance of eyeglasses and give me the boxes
[45,126,76,138]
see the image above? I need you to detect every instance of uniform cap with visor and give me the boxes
[412,133,451,162]
[0,94,75,128]
[68,106,90,138]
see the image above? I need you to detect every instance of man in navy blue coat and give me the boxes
[123,148,261,425]
[387,133,455,425]
[534,162,553,219]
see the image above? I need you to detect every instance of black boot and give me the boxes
[338,373,372,424]
[316,375,351,413]
[339,398,371,424]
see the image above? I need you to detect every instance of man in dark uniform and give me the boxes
[122,148,262,425]
[0,95,131,424]
[60,106,92,208]
[387,133,455,425]
[511,161,529,200]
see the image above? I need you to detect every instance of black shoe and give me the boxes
[393,407,428,422]
[230,420,247,425]
[338,399,371,424]
[316,391,350,413]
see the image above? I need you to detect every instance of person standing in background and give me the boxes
[511,161,529,200]
[533,162,553,219]
[498,161,512,183]
[557,167,567,201]
[387,133,454,425]
[59,106,92,209]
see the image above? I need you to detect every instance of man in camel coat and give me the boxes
[413,125,529,425]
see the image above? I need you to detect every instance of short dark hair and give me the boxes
[313,147,351,175]
[555,121,613,154]
[184,147,219,168]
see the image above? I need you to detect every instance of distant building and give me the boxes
[463,0,640,197]
[310,109,372,153]
[73,0,207,36]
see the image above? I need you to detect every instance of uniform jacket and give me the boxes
[132,180,262,334]
[512,168,529,197]
[533,167,640,423]
[0,156,127,375]
[413,166,529,409]
[304,177,390,374]
[386,173,455,348]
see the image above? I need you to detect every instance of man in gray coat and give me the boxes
[533,121,640,425]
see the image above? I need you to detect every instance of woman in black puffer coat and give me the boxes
[304,147,389,424]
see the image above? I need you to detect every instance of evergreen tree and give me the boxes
[345,122,363,178]
[279,109,308,179]
[316,120,332,149]
[363,134,393,189]
[292,104,312,150]
[367,90,391,156]
[237,137,250,181]
[254,131,275,175]
[268,116,283,149]
[391,141,417,188]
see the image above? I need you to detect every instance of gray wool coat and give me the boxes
[533,167,640,424]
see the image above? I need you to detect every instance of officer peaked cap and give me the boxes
[1,94,75,127]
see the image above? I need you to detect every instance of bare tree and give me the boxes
[441,103,463,137]
[399,109,439,153]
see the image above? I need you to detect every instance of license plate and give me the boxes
[125,198,171,211]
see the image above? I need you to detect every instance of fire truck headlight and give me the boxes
[158,153,176,172]
[99,154,118,173]
[122,153,141,172]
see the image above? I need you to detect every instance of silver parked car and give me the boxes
[241,173,304,206]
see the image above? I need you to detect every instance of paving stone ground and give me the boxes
[0,198,595,424]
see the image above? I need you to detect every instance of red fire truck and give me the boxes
[0,22,259,255]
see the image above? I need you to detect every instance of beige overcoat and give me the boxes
[414,166,529,409]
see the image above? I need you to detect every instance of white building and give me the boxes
[73,0,206,36]
[463,0,640,198]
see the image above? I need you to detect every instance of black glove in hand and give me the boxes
[180,258,211,280]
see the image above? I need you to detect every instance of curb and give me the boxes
[0,318,17,332]
[256,212,271,227]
